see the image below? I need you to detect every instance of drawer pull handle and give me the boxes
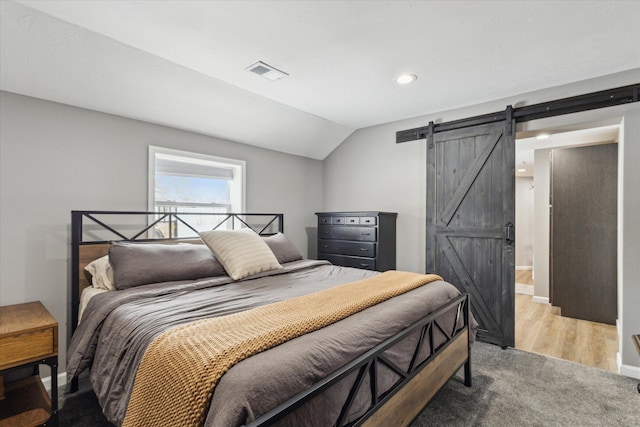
[360,248,368,251]
[321,245,329,248]
[360,263,370,267]
[361,233,371,236]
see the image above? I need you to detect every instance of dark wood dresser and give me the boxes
[316,211,397,271]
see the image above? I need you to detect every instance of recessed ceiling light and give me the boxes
[517,168,527,173]
[536,133,551,140]
[395,74,417,85]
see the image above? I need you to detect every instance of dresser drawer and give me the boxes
[320,254,377,271]
[359,216,377,225]
[318,225,377,242]
[0,327,55,369]
[318,216,332,225]
[318,240,376,257]
[331,217,346,225]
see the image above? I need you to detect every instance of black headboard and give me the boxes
[70,210,284,332]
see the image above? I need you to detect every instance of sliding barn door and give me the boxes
[426,119,515,347]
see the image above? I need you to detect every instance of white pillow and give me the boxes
[199,228,282,280]
[84,255,116,291]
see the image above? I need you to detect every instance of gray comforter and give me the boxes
[67,260,475,426]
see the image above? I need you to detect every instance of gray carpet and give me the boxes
[58,342,640,426]
[411,343,639,426]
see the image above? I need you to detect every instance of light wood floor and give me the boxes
[514,270,618,373]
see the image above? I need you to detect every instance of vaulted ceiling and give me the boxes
[2,1,639,159]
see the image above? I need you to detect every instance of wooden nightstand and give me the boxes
[0,302,58,427]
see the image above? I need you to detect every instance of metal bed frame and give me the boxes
[249,294,471,426]
[70,210,284,333]
[69,210,471,426]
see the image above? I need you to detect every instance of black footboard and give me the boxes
[248,293,471,427]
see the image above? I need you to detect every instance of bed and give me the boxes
[68,211,476,427]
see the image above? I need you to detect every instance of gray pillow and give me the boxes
[263,233,303,264]
[109,242,226,289]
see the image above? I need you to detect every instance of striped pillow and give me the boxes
[199,228,282,280]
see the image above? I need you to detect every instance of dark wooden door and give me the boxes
[551,144,617,325]
[426,119,515,347]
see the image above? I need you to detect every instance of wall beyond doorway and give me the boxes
[515,177,535,269]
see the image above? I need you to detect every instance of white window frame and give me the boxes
[148,146,246,213]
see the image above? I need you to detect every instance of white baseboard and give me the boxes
[532,296,549,304]
[516,265,533,270]
[41,372,68,392]
[618,355,640,380]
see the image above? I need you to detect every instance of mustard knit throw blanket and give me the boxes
[122,271,443,427]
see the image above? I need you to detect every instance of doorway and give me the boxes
[514,124,619,372]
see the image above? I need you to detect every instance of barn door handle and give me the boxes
[504,222,514,245]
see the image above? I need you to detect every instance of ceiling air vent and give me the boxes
[245,61,289,81]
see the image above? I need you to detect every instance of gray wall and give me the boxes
[619,106,640,374]
[515,177,534,268]
[323,69,640,376]
[0,91,323,369]
[323,125,426,272]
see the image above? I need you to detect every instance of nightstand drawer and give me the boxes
[318,240,376,257]
[319,225,377,241]
[0,328,55,369]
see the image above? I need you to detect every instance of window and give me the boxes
[148,146,245,236]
